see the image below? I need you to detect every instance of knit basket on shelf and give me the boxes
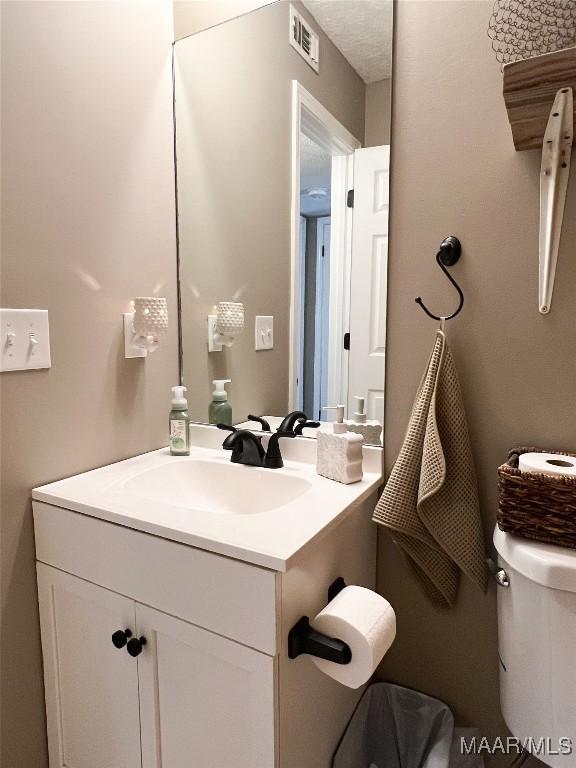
[497,446,576,550]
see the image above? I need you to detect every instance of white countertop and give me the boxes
[33,443,382,571]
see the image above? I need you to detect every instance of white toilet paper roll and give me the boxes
[519,452,576,478]
[311,585,396,689]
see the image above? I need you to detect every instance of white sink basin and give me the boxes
[122,459,312,515]
[33,429,383,569]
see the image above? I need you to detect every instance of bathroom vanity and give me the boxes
[33,428,382,767]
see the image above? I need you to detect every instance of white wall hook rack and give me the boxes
[539,87,573,314]
[503,47,576,314]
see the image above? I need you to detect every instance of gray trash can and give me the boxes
[333,683,484,768]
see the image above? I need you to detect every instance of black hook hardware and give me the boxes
[288,578,351,665]
[415,236,464,322]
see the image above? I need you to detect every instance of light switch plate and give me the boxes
[0,309,51,371]
[255,315,274,351]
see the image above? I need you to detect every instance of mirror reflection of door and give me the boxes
[292,89,389,434]
[348,145,389,426]
[299,133,332,419]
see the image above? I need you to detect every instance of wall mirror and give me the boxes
[174,0,392,444]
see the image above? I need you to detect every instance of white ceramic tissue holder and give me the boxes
[124,297,169,358]
[208,301,245,352]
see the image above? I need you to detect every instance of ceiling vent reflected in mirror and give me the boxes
[289,4,320,73]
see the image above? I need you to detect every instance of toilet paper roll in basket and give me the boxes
[519,452,576,478]
[310,586,396,689]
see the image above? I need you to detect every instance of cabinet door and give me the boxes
[137,603,276,768]
[37,564,142,768]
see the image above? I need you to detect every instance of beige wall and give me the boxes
[176,0,365,423]
[5,0,558,761]
[365,78,392,147]
[379,0,576,751]
[174,0,276,39]
[0,3,178,765]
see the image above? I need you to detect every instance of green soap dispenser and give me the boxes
[169,385,190,456]
[209,379,232,426]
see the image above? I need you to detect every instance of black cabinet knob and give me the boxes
[126,636,147,657]
[111,629,132,649]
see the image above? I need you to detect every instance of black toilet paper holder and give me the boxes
[287,577,352,665]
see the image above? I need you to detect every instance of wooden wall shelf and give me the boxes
[503,46,576,151]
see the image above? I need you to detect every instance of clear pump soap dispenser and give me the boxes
[316,405,363,484]
[345,396,383,445]
[169,385,190,456]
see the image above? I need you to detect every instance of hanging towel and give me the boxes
[373,330,487,607]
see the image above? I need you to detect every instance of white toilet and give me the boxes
[494,526,576,767]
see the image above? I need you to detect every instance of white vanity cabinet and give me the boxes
[37,563,275,768]
[33,446,380,768]
[136,602,275,767]
[37,565,143,768]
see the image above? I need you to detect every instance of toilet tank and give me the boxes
[494,526,576,768]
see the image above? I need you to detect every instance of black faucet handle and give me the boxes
[294,420,321,436]
[247,415,271,432]
[217,424,237,450]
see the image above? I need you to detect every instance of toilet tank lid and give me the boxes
[494,526,576,592]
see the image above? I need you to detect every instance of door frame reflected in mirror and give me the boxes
[289,80,361,415]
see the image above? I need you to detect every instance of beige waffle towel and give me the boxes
[373,330,487,607]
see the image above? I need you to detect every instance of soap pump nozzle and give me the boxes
[353,396,367,423]
[322,405,347,434]
[212,379,231,402]
[171,385,188,408]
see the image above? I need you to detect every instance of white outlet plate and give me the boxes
[255,316,274,351]
[123,313,147,358]
[207,315,223,352]
[0,309,51,371]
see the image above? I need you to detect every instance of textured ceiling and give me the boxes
[300,134,332,190]
[302,0,393,83]
[300,133,332,216]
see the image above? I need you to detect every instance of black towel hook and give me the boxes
[415,236,464,322]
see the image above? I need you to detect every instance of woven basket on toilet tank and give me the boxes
[497,446,576,550]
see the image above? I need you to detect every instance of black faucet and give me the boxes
[294,420,320,436]
[277,411,307,434]
[219,428,265,467]
[264,432,296,469]
[247,414,271,432]
[218,425,295,469]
